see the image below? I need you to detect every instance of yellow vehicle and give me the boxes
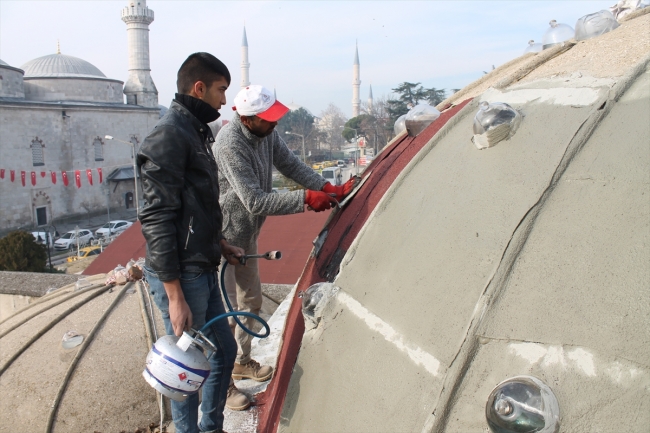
[324,160,337,168]
[311,162,324,170]
[67,245,102,262]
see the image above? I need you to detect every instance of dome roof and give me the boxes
[0,59,9,66]
[20,53,106,79]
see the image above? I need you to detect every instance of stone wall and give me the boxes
[0,102,159,230]
[23,77,124,103]
[0,65,25,98]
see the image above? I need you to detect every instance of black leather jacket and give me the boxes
[137,100,224,282]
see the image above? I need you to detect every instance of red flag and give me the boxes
[62,171,69,186]
[86,169,93,186]
[97,168,103,184]
[10,170,15,182]
[0,169,4,179]
[21,171,26,187]
[75,170,81,188]
[51,171,57,185]
[40,171,46,178]
[31,171,36,186]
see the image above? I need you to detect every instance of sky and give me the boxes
[0,0,615,121]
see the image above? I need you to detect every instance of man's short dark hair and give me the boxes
[177,52,231,94]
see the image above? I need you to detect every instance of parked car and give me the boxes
[54,229,94,251]
[337,160,347,168]
[321,167,343,186]
[32,230,59,248]
[95,220,133,238]
[67,245,102,262]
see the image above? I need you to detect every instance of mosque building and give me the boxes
[0,0,159,233]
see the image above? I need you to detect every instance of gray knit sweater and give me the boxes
[213,114,326,250]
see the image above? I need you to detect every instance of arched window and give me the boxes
[93,137,104,161]
[31,137,44,166]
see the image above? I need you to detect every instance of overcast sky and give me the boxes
[1,0,614,120]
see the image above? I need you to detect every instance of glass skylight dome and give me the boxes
[394,114,407,136]
[575,10,619,41]
[542,20,575,49]
[524,40,543,54]
[473,102,520,135]
[404,104,440,137]
[472,101,522,149]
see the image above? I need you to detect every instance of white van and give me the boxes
[321,167,343,185]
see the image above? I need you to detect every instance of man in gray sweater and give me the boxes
[213,85,354,410]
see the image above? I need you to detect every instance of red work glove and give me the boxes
[305,190,336,212]
[322,178,356,201]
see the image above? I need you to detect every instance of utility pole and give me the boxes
[285,131,306,163]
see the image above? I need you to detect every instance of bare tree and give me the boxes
[317,103,348,159]
[277,107,320,157]
[359,95,393,154]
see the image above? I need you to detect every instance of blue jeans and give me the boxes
[144,266,236,433]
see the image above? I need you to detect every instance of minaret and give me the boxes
[241,26,250,89]
[352,41,361,117]
[121,0,158,107]
[368,84,374,114]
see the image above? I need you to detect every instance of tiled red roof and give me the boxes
[258,212,329,284]
[83,211,329,285]
[82,222,147,276]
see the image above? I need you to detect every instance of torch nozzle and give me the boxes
[238,251,282,265]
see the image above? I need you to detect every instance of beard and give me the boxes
[251,125,275,137]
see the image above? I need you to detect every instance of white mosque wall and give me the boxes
[23,77,124,103]
[0,103,159,231]
[0,65,25,98]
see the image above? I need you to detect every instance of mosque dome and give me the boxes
[21,53,106,79]
[19,53,124,103]
[0,59,9,66]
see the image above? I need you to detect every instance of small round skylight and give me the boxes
[542,20,575,49]
[473,102,520,135]
[404,104,440,137]
[472,101,522,149]
[394,114,407,136]
[524,40,543,54]
[575,10,619,41]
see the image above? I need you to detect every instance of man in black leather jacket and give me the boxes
[138,52,244,433]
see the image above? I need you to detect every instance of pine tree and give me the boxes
[0,231,48,272]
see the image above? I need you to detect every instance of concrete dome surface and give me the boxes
[21,53,107,79]
[257,9,650,433]
[0,275,167,432]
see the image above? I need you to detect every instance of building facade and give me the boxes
[0,1,159,233]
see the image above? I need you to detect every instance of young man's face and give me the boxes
[201,77,229,111]
[241,115,278,137]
